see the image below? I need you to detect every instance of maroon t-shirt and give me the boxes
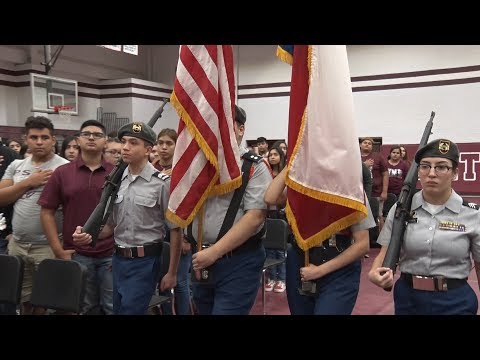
[387,160,410,196]
[38,157,115,258]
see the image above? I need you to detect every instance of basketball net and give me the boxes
[54,105,73,123]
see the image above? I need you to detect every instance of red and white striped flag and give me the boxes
[279,45,368,251]
[166,45,242,227]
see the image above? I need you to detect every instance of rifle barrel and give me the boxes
[380,111,435,283]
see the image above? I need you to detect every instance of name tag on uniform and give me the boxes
[438,221,466,232]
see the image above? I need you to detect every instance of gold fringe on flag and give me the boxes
[276,46,293,65]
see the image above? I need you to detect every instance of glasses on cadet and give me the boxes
[105,150,121,155]
[418,163,452,175]
[79,131,105,139]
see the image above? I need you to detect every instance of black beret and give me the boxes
[235,105,246,125]
[414,139,459,165]
[118,122,156,146]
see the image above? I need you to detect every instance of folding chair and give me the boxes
[0,254,24,308]
[30,258,86,314]
[262,218,289,315]
[148,242,175,314]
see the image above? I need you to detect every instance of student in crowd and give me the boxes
[188,106,272,315]
[7,139,21,153]
[153,128,177,176]
[386,145,409,198]
[400,146,412,167]
[272,140,288,159]
[104,138,122,166]
[39,120,115,315]
[149,143,160,165]
[0,116,69,314]
[360,137,389,231]
[72,122,182,315]
[264,144,287,293]
[383,145,409,219]
[256,136,269,158]
[60,135,80,161]
[264,166,376,315]
[369,139,480,315]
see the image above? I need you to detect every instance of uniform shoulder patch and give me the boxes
[462,199,479,210]
[242,151,262,163]
[153,171,170,181]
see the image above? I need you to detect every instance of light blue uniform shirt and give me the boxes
[110,162,177,247]
[378,190,480,279]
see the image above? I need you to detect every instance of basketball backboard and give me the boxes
[31,73,78,115]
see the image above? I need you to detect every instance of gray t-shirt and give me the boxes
[2,155,69,244]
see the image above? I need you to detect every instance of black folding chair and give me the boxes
[30,258,86,314]
[261,218,289,315]
[0,254,24,309]
[148,242,175,314]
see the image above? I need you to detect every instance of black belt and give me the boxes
[293,234,352,265]
[114,242,163,258]
[400,273,467,292]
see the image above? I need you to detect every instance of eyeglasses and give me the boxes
[79,131,105,139]
[418,163,452,175]
[105,150,121,155]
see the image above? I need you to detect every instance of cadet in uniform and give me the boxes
[264,166,376,315]
[188,105,272,315]
[369,139,480,315]
[73,122,182,315]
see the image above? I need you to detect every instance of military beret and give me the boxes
[414,138,459,165]
[118,122,157,146]
[235,105,246,125]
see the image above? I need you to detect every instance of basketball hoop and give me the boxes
[54,105,74,123]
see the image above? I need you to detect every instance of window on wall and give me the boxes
[98,45,138,55]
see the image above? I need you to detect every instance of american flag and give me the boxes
[279,45,367,251]
[166,45,242,227]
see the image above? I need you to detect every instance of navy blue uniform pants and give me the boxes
[285,244,361,315]
[112,253,162,315]
[394,277,478,315]
[192,246,265,315]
